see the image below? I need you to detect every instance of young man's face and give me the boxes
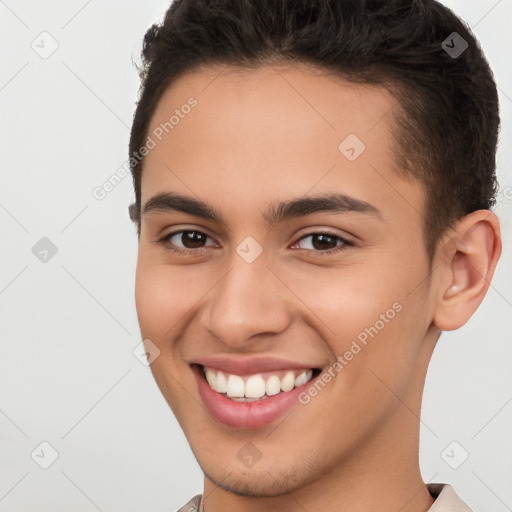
[135,64,441,497]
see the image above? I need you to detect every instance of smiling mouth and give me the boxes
[194,363,322,402]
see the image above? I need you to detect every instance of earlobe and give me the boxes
[433,210,502,331]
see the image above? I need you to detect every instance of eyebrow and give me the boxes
[141,191,382,226]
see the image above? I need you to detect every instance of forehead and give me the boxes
[141,63,423,225]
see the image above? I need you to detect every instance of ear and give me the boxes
[432,210,502,331]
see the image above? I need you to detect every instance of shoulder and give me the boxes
[176,493,202,512]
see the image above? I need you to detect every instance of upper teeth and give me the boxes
[204,367,314,398]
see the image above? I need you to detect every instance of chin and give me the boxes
[197,451,326,498]
[205,469,304,497]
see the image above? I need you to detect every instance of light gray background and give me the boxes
[0,1,511,510]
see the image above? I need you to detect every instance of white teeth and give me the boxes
[265,375,281,396]
[204,366,316,399]
[226,374,245,398]
[294,370,312,387]
[205,368,217,389]
[280,371,295,392]
[215,371,227,393]
[245,375,266,398]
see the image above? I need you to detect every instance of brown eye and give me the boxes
[177,230,207,248]
[159,230,217,253]
[293,232,353,255]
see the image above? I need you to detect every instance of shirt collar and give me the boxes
[426,483,473,511]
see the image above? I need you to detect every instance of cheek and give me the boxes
[288,270,426,440]
[135,264,167,337]
[285,258,428,383]
[284,263,405,343]
[134,262,204,418]
[134,262,197,340]
[135,260,184,349]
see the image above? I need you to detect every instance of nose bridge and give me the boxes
[201,246,291,347]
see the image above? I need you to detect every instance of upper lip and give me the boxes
[190,356,320,376]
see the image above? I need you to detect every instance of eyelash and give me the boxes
[158,229,354,256]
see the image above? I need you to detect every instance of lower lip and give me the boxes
[192,364,318,429]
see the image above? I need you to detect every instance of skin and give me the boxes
[134,63,501,512]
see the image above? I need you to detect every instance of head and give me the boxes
[129,0,501,501]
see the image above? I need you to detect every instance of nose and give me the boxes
[199,250,293,348]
